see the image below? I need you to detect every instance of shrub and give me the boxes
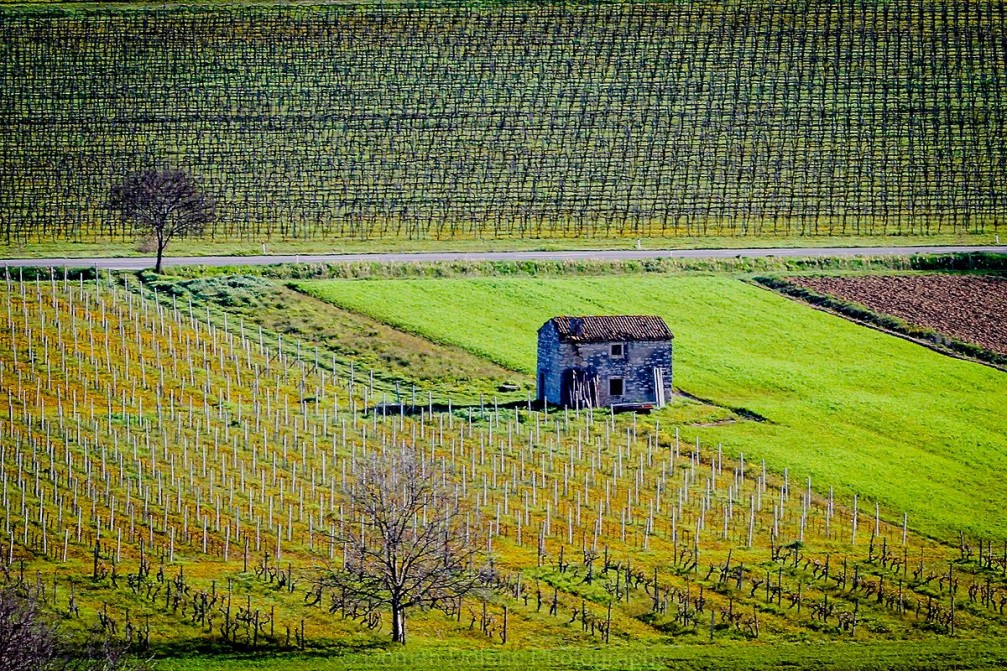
[0,585,149,671]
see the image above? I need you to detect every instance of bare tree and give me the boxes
[108,167,215,274]
[319,447,481,645]
[0,586,57,671]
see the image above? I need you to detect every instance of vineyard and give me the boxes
[2,0,1007,246]
[2,269,1007,662]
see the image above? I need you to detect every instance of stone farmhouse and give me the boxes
[536,315,673,409]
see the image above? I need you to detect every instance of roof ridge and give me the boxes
[542,315,673,344]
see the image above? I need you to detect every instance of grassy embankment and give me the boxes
[0,233,1001,261]
[296,275,1007,541]
[140,273,526,402]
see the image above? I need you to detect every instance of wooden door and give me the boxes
[653,367,666,407]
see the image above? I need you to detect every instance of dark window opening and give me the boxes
[609,377,624,396]
[610,343,624,358]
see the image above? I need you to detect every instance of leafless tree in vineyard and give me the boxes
[108,167,215,273]
[319,447,481,645]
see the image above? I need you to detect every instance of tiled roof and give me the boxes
[543,315,673,343]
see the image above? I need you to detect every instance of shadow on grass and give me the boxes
[145,636,389,660]
[365,398,544,418]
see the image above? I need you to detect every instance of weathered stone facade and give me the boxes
[536,316,673,408]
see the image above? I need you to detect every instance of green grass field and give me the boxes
[296,275,1007,540]
[153,638,1007,671]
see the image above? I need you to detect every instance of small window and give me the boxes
[610,343,624,358]
[609,377,624,396]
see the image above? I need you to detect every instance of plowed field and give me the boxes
[791,275,1007,356]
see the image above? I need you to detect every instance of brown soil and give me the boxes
[790,274,1007,356]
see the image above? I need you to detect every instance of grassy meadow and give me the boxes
[296,275,1007,540]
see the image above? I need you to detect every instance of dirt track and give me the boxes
[792,274,1007,356]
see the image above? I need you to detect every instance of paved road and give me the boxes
[1,245,1005,270]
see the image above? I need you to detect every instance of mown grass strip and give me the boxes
[165,252,1007,281]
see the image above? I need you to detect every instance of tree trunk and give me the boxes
[390,603,407,645]
[155,240,165,274]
